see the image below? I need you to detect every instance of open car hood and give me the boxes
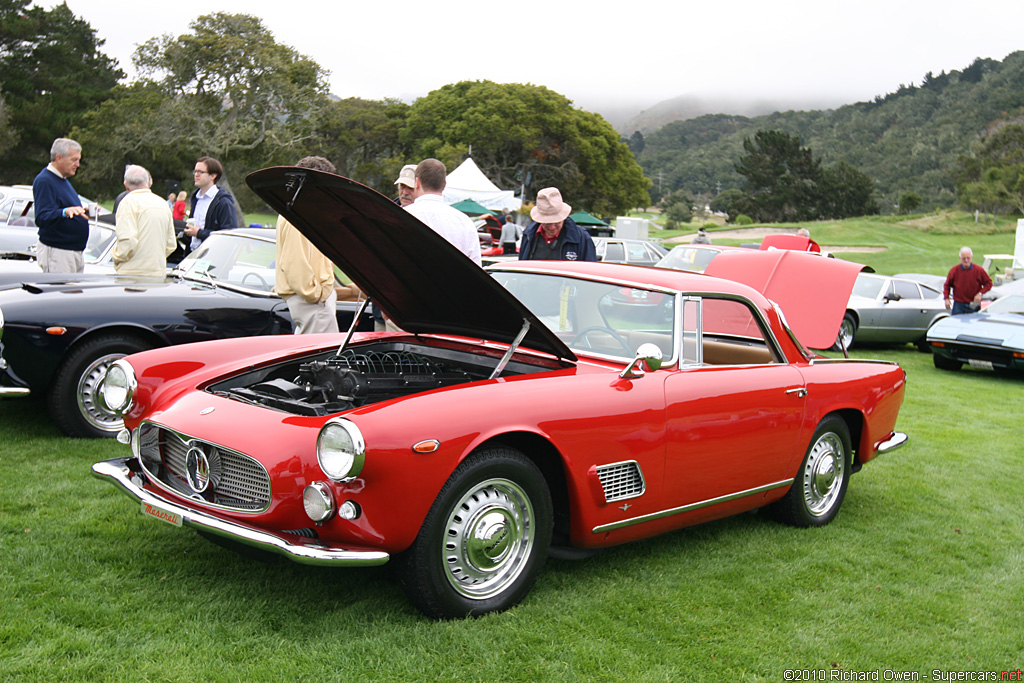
[706,249,864,349]
[246,167,575,361]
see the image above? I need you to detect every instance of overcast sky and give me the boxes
[51,0,1024,116]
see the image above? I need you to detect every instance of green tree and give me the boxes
[660,189,693,224]
[0,0,123,183]
[403,80,650,216]
[709,188,745,221]
[898,191,923,214]
[313,97,411,196]
[74,13,329,207]
[819,161,879,217]
[953,121,1024,215]
[734,130,822,222]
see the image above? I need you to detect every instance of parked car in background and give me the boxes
[594,237,667,266]
[0,221,119,280]
[926,294,1024,373]
[655,244,744,273]
[92,167,908,620]
[832,273,949,351]
[0,228,372,438]
[0,184,110,253]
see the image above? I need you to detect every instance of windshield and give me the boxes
[176,233,276,293]
[984,295,1024,315]
[491,271,675,360]
[657,246,721,273]
[84,223,115,263]
[852,274,885,298]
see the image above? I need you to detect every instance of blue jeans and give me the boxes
[951,301,976,315]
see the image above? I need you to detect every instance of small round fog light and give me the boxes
[338,500,361,520]
[303,482,335,523]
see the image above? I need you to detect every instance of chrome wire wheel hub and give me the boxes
[76,353,126,433]
[838,320,854,349]
[443,478,535,599]
[802,433,845,516]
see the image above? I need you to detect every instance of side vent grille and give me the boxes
[596,461,645,502]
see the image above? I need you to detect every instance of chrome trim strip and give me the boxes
[876,431,908,454]
[0,386,31,398]
[92,457,389,567]
[592,478,793,534]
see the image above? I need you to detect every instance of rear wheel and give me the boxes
[771,416,851,527]
[47,333,151,438]
[396,447,552,619]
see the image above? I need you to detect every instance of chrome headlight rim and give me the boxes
[303,481,336,523]
[316,418,365,482]
[100,358,137,415]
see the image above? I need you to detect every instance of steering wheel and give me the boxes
[242,271,270,290]
[572,326,632,354]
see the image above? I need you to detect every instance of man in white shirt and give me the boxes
[113,165,177,277]
[404,159,482,266]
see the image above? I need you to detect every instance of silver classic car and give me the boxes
[832,273,949,351]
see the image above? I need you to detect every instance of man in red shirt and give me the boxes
[943,246,992,315]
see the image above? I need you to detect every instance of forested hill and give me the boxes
[636,52,1024,211]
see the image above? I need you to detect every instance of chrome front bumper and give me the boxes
[92,457,389,567]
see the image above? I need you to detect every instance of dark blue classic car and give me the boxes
[0,228,371,437]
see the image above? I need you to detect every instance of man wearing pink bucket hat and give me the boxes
[518,187,597,262]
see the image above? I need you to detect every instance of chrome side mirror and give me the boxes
[619,343,663,379]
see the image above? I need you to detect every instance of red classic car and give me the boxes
[92,168,908,619]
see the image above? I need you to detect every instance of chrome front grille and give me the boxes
[596,461,645,502]
[137,423,271,511]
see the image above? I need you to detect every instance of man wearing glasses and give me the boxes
[184,156,238,250]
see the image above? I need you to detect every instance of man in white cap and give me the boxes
[394,164,416,207]
[518,187,597,261]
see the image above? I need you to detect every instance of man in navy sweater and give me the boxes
[184,156,238,250]
[32,138,89,272]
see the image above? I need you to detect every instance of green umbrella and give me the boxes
[569,210,608,226]
[450,199,492,216]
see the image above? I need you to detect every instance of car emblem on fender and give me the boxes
[185,445,211,493]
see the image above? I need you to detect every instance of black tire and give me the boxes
[771,416,851,527]
[933,353,962,371]
[396,447,553,619]
[830,312,857,352]
[47,333,151,438]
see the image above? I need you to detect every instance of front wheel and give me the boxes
[396,447,553,619]
[933,353,962,371]
[831,313,857,352]
[47,333,151,438]
[771,416,851,527]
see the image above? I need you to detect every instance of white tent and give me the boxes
[442,158,522,212]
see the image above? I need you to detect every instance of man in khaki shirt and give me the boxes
[113,165,177,277]
[274,156,346,334]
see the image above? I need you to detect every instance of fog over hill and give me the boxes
[584,93,856,134]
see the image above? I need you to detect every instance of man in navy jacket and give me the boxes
[184,156,238,250]
[518,187,597,262]
[32,138,89,272]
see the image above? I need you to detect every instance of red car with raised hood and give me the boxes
[92,167,908,619]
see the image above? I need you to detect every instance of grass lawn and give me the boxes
[1,350,1021,681]
[2,210,1022,680]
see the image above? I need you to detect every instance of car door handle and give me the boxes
[786,388,808,398]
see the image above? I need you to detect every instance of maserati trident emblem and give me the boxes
[619,503,632,511]
[185,445,211,493]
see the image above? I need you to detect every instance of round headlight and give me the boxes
[316,418,365,482]
[101,359,136,414]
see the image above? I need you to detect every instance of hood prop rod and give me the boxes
[489,319,531,380]
[284,171,307,209]
[336,295,371,357]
